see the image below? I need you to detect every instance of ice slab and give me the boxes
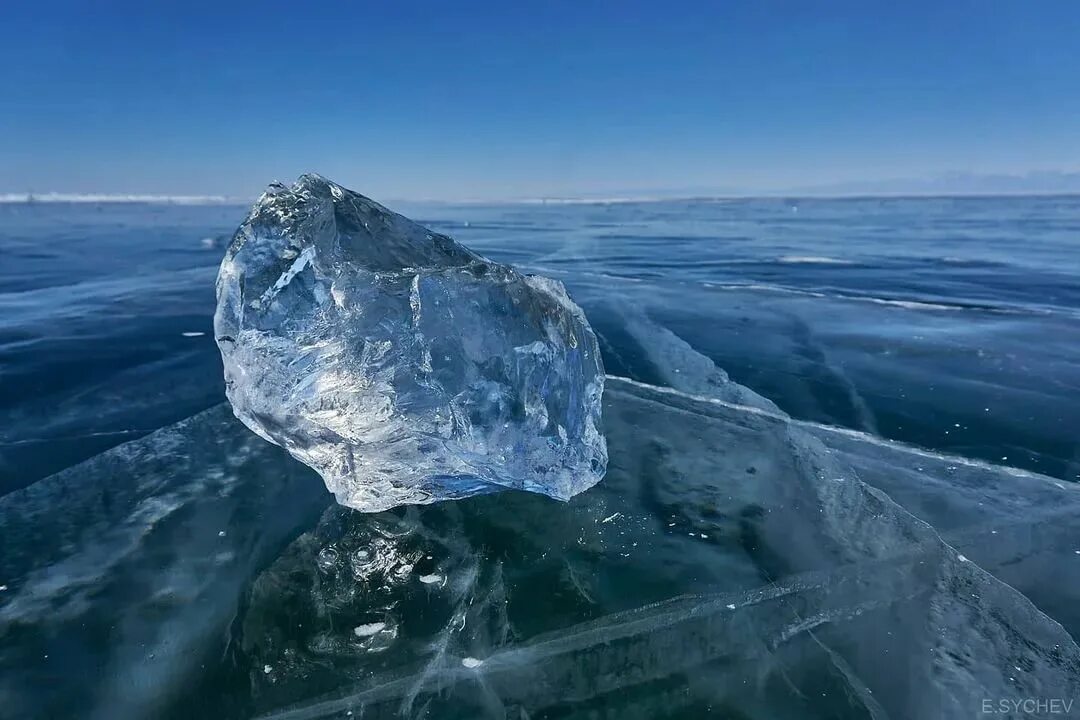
[214,175,606,512]
[0,405,329,720]
[243,377,1079,720]
[3,377,1078,719]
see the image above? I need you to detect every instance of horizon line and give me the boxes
[3,189,1080,207]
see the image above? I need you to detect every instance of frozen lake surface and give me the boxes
[1,196,1079,718]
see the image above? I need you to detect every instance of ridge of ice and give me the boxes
[214,174,607,512]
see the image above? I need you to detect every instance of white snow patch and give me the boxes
[0,192,233,204]
[776,255,854,265]
[353,622,387,637]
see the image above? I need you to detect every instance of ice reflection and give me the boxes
[248,377,1080,719]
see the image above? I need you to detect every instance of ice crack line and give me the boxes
[604,374,1071,486]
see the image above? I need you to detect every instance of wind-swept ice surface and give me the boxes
[214,175,606,512]
[7,198,1080,720]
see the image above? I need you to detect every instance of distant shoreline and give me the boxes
[0,192,236,205]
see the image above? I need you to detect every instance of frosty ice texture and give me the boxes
[214,174,606,512]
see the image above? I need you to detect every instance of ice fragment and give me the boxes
[214,175,607,512]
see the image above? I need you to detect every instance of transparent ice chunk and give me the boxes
[214,175,607,512]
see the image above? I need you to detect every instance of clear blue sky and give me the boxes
[2,1,1079,199]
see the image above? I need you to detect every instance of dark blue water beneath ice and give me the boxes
[1,196,1079,719]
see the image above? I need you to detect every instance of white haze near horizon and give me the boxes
[3,170,1080,205]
